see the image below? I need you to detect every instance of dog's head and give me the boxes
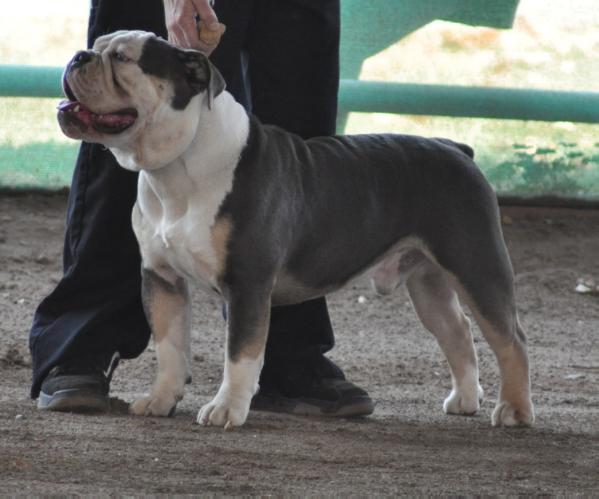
[58,30,225,170]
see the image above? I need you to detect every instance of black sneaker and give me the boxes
[251,354,374,417]
[37,352,120,413]
[251,377,375,417]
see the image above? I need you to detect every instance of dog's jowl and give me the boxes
[57,30,534,429]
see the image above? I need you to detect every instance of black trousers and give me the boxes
[29,0,341,398]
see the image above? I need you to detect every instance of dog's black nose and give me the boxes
[71,50,93,68]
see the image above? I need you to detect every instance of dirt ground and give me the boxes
[0,193,597,495]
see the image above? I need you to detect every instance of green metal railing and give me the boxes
[0,65,63,98]
[338,81,599,124]
[2,64,598,125]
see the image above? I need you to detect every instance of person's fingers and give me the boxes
[191,0,219,30]
[169,24,220,55]
[164,0,223,53]
[191,1,225,55]
[164,0,201,49]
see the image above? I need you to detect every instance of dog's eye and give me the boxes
[113,51,131,63]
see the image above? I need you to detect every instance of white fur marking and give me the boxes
[443,364,484,415]
[130,339,188,416]
[197,356,263,428]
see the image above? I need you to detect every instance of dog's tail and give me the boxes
[434,138,475,159]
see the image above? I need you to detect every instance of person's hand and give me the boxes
[163,0,224,55]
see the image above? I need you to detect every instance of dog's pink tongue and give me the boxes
[58,100,136,128]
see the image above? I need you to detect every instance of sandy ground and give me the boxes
[0,193,598,495]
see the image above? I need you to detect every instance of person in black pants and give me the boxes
[30,0,373,417]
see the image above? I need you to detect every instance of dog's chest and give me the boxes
[133,175,232,293]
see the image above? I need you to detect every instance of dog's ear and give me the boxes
[177,49,226,109]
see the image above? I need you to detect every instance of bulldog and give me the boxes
[58,30,534,429]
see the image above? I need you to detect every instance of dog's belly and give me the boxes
[271,271,341,306]
[272,238,429,306]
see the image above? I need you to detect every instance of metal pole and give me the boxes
[339,80,599,124]
[0,65,63,98]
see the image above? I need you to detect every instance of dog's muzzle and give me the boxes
[57,54,138,135]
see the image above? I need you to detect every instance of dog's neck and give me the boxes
[183,91,250,180]
[138,91,250,219]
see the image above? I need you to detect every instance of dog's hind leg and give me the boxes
[130,268,191,417]
[461,290,534,427]
[431,217,534,427]
[406,260,484,416]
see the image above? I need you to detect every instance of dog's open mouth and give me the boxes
[58,75,138,134]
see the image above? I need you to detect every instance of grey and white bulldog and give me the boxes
[58,30,534,429]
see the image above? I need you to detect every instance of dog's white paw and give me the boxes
[130,392,178,417]
[197,387,250,429]
[443,384,484,415]
[492,400,534,427]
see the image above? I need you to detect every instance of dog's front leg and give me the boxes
[197,287,271,429]
[130,268,191,417]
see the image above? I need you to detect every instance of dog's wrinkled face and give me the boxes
[58,30,225,170]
